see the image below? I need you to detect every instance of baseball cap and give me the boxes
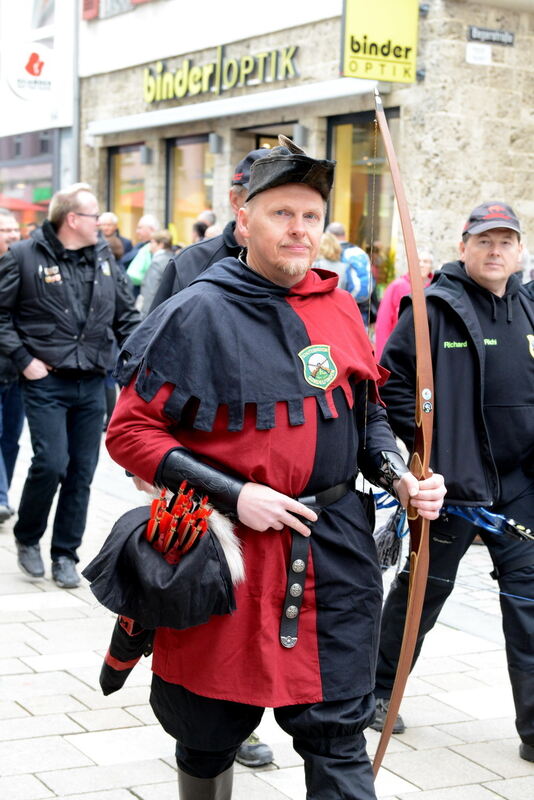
[231,148,270,188]
[246,135,335,203]
[463,201,521,238]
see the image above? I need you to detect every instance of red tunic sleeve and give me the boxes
[106,379,179,485]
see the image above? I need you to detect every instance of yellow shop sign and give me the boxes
[143,45,298,104]
[341,0,419,83]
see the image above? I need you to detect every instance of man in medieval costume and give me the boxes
[105,138,445,799]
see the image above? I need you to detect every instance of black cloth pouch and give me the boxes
[82,505,236,631]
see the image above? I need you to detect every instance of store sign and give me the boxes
[143,45,298,104]
[0,0,75,136]
[468,26,514,46]
[6,41,54,101]
[340,0,419,83]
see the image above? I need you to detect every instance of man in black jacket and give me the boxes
[149,148,269,310]
[0,183,140,589]
[371,201,534,763]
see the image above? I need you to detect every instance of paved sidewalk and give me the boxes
[1,427,533,799]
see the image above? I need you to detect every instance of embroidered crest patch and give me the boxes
[527,334,534,358]
[298,344,338,389]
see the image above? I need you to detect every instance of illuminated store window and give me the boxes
[167,136,214,246]
[328,111,400,288]
[109,145,146,242]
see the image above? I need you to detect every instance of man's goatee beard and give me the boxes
[277,261,311,277]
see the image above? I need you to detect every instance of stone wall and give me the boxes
[393,0,534,269]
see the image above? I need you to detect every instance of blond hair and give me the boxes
[48,183,94,228]
[151,229,173,249]
[318,231,342,262]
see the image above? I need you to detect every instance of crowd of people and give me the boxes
[0,140,532,799]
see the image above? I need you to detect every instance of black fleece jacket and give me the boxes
[148,220,240,311]
[380,260,534,506]
[0,221,140,374]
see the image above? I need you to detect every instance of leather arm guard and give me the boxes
[159,448,245,514]
[369,450,410,498]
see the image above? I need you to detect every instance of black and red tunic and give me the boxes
[106,258,400,707]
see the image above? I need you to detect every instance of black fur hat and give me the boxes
[247,135,335,202]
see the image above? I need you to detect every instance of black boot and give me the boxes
[178,764,233,799]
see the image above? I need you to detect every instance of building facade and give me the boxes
[77,0,533,275]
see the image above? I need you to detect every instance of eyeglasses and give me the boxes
[74,212,100,221]
[0,228,19,234]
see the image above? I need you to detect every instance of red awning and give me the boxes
[0,194,48,212]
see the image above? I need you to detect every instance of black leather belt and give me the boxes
[279,479,353,649]
[297,478,353,508]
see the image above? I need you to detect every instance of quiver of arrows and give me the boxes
[145,482,213,564]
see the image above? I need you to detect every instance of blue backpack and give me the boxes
[342,246,373,303]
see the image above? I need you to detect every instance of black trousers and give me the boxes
[375,480,534,745]
[14,373,105,561]
[151,675,378,800]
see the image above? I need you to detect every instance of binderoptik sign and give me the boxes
[341,0,419,83]
[143,44,299,104]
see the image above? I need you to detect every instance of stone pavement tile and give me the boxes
[0,713,83,741]
[25,618,114,653]
[0,736,93,776]
[421,671,490,692]
[130,782,177,800]
[256,765,306,799]
[375,767,420,798]
[236,770,308,799]
[0,774,53,800]
[365,728,415,756]
[21,650,104,672]
[2,641,41,657]
[0,577,45,597]
[432,684,514,720]
[391,695,472,727]
[421,626,500,659]
[455,650,508,670]
[398,785,504,799]
[412,655,473,677]
[466,666,509,687]
[19,694,87,715]
[37,759,175,795]
[388,725,463,750]
[483,776,534,800]
[0,591,85,612]
[53,792,135,800]
[403,675,444,697]
[73,686,150,710]
[0,622,46,644]
[34,606,90,621]
[124,704,159,725]
[0,657,34,675]
[451,740,534,779]
[0,608,42,621]
[68,708,144,732]
[0,700,29,719]
[437,717,517,743]
[0,670,92,701]
[64,725,175,766]
[381,748,499,790]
